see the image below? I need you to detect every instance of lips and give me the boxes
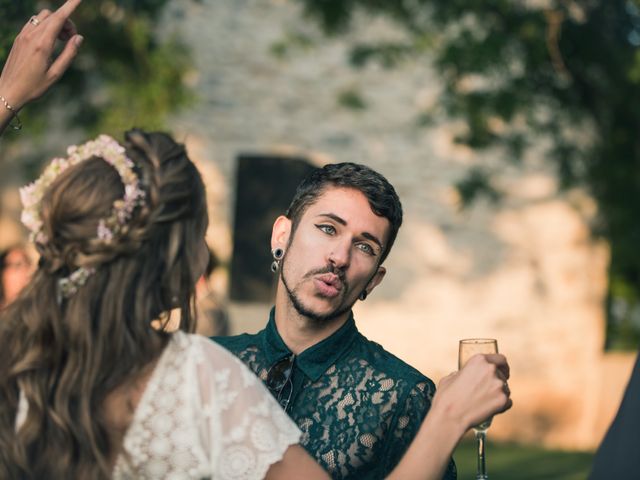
[313,273,343,298]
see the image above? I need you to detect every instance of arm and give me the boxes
[388,353,512,480]
[265,444,329,480]
[0,0,83,136]
[266,353,511,480]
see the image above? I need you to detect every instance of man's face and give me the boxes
[276,187,389,323]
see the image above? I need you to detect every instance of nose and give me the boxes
[328,239,351,270]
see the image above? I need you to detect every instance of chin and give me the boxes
[292,296,352,324]
[283,273,352,323]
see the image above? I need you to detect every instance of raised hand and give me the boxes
[435,353,512,431]
[0,0,83,133]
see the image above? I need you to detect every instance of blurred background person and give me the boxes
[0,244,34,309]
[150,247,230,334]
[195,246,229,336]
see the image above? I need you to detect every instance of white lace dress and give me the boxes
[16,332,302,479]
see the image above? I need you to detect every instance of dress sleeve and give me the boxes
[192,335,302,479]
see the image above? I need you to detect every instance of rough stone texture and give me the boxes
[0,0,627,453]
[156,0,640,450]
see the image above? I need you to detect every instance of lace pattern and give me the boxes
[14,333,301,479]
[216,316,457,480]
[109,332,302,479]
[241,346,441,479]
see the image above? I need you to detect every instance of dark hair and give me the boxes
[0,130,208,479]
[285,162,402,264]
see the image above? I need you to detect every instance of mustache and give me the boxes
[303,265,347,285]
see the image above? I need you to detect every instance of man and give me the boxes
[589,352,640,479]
[215,163,456,479]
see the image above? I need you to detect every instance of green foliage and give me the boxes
[608,275,640,350]
[349,42,421,69]
[296,0,640,349]
[0,0,194,137]
[455,167,502,207]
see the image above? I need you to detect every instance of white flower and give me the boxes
[20,135,145,247]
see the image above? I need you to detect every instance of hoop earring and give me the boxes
[271,247,284,273]
[359,290,368,301]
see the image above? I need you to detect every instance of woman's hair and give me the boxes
[0,130,208,478]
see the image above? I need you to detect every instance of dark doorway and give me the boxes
[229,154,317,302]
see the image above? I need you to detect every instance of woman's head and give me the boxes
[0,129,208,478]
[28,129,208,321]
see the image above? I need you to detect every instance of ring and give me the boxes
[29,16,41,26]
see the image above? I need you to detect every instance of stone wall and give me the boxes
[0,0,631,451]
[156,0,627,449]
[0,0,626,453]
[159,0,640,450]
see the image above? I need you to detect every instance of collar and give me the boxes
[262,307,360,382]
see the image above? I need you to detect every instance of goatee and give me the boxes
[280,263,353,324]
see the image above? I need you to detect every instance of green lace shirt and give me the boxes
[213,309,457,480]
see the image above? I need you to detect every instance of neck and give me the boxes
[274,287,351,355]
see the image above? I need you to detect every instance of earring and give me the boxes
[271,247,284,273]
[359,290,368,301]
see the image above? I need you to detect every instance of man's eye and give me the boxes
[317,224,336,235]
[356,243,376,256]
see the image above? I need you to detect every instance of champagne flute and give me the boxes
[459,338,498,480]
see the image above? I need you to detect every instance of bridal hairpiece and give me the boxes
[20,135,146,300]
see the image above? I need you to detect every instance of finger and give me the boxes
[496,397,513,415]
[54,0,83,20]
[20,9,51,33]
[35,9,53,22]
[437,372,457,388]
[501,377,510,396]
[484,353,510,379]
[495,370,507,383]
[47,34,83,82]
[30,9,53,27]
[58,19,77,42]
[47,0,83,32]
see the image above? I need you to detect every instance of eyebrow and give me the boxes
[317,213,384,251]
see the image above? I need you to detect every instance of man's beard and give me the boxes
[280,261,354,324]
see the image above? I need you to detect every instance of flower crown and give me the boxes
[20,135,146,300]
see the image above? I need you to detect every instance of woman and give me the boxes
[0,3,511,479]
[1,127,298,478]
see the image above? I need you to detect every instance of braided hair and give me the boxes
[0,130,208,479]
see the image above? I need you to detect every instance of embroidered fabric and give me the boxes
[216,314,457,480]
[236,346,453,479]
[16,332,301,479]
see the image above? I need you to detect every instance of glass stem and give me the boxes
[476,430,488,479]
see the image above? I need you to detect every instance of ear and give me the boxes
[271,215,292,251]
[364,265,386,296]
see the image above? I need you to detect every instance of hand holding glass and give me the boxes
[458,338,498,480]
